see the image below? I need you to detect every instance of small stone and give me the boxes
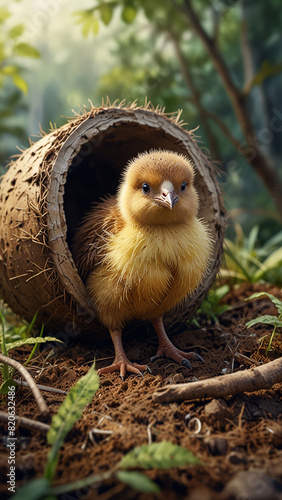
[228,451,247,465]
[171,373,185,384]
[222,470,282,500]
[204,399,229,418]
[207,437,228,456]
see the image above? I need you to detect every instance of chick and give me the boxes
[73,150,212,379]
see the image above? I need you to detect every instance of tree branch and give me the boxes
[182,0,241,99]
[169,30,241,152]
[168,31,221,159]
[153,357,282,403]
[240,2,255,94]
[204,110,241,150]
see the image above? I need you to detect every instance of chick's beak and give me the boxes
[153,189,179,210]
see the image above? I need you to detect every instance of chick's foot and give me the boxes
[151,346,204,369]
[97,356,150,381]
[97,328,150,380]
[151,317,204,369]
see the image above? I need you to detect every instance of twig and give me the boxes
[0,411,50,433]
[234,352,260,366]
[13,379,67,395]
[0,353,49,415]
[153,357,282,404]
[90,428,113,435]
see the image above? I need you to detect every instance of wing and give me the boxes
[72,195,123,282]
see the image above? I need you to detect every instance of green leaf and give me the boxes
[224,244,252,281]
[251,60,282,88]
[44,363,99,481]
[91,16,99,36]
[246,314,282,329]
[12,478,50,500]
[216,305,231,316]
[118,441,202,470]
[213,285,230,301]
[27,311,38,336]
[116,470,160,493]
[24,322,44,367]
[73,10,99,37]
[81,16,99,38]
[0,8,11,23]
[247,225,259,254]
[100,4,113,25]
[245,292,282,314]
[50,471,112,496]
[262,248,282,271]
[261,230,282,253]
[80,18,91,38]
[81,18,94,38]
[47,363,99,445]
[6,336,63,352]
[121,5,137,24]
[1,65,17,76]
[9,23,25,39]
[13,42,40,58]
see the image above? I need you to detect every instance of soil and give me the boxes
[1,282,282,500]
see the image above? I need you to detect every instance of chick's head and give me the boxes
[117,150,199,226]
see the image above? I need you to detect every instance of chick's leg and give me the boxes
[97,329,150,381]
[151,317,204,369]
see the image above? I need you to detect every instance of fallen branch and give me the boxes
[152,357,282,404]
[0,353,49,415]
[0,411,50,433]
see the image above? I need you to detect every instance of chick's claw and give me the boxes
[97,357,149,380]
[151,347,204,368]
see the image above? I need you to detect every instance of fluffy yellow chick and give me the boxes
[73,150,212,379]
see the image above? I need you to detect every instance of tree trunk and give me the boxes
[182,0,282,218]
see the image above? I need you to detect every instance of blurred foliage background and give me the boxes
[1,0,282,245]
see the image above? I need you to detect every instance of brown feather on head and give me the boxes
[117,150,199,226]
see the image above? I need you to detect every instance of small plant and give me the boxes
[223,225,282,285]
[192,284,231,326]
[0,309,61,393]
[13,365,201,499]
[245,292,282,356]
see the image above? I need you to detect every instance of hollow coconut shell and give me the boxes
[0,103,227,340]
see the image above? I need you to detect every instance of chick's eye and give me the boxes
[142,183,150,194]
[181,182,187,191]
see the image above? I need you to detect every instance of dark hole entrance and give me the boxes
[64,121,188,249]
